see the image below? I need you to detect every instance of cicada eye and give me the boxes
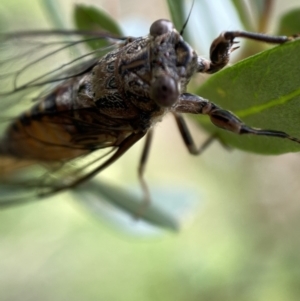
[150,19,174,37]
[150,75,179,107]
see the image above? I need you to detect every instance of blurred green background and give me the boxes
[1,0,300,300]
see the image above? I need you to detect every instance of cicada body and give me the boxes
[0,16,300,206]
[0,20,199,202]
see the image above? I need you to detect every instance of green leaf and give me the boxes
[73,4,123,50]
[277,9,300,36]
[230,0,254,31]
[166,0,191,42]
[166,0,186,31]
[195,39,300,154]
[250,0,268,31]
[231,0,274,32]
[73,180,180,231]
[40,0,66,29]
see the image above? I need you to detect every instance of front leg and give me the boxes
[174,93,300,144]
[198,30,298,74]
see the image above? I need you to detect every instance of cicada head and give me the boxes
[149,19,198,108]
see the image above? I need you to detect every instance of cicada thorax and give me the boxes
[91,36,170,130]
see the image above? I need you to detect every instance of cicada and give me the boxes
[0,12,300,207]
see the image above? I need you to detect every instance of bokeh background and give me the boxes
[1,0,300,300]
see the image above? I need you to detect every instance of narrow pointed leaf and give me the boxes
[74,5,123,50]
[166,0,186,32]
[166,0,191,42]
[73,180,179,231]
[230,0,254,31]
[41,0,67,29]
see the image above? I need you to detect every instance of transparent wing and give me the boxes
[0,147,116,206]
[0,30,130,206]
[0,30,125,112]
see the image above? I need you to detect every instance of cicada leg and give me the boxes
[197,30,299,74]
[174,93,300,144]
[173,113,216,155]
[37,132,146,197]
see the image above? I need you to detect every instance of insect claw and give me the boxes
[290,33,300,40]
[231,46,240,52]
[289,136,300,144]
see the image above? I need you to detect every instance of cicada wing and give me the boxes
[0,146,117,206]
[0,30,130,206]
[0,30,126,113]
